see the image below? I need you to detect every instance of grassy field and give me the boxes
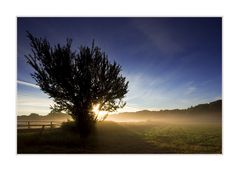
[17,121,222,154]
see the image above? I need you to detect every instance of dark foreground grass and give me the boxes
[17,121,222,154]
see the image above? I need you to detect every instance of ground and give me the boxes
[17,121,222,154]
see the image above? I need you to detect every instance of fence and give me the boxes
[17,120,62,129]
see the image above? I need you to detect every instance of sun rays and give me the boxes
[92,103,108,117]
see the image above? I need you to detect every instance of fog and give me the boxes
[106,112,222,124]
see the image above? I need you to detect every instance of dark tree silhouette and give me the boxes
[25,32,129,135]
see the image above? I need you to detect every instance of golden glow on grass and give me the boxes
[92,104,108,116]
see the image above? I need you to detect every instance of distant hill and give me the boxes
[18,100,222,123]
[18,112,72,122]
[107,100,222,122]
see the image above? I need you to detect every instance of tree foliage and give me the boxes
[25,32,129,135]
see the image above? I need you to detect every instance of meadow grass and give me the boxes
[17,121,221,154]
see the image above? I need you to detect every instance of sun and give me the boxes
[92,103,108,116]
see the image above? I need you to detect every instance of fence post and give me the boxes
[50,121,53,128]
[28,121,30,129]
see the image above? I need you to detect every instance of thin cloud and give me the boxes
[131,19,184,55]
[185,86,196,95]
[17,93,53,116]
[17,80,40,89]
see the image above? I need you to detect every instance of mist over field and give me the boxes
[18,100,222,124]
[108,100,221,123]
[17,100,222,154]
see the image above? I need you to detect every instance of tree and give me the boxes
[25,32,129,136]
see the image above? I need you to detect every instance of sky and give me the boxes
[17,17,222,116]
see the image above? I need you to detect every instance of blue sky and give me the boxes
[17,17,222,115]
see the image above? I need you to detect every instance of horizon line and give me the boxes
[17,98,222,116]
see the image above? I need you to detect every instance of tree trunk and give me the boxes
[73,107,96,136]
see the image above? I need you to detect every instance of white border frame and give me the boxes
[1,0,239,171]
